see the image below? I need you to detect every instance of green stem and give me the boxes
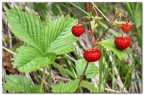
[48,65,52,92]
[94,11,120,44]
[95,27,111,43]
[40,67,46,92]
[77,61,89,91]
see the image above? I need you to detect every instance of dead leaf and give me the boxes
[85,2,96,16]
[2,51,18,74]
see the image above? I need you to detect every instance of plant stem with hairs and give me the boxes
[76,61,89,92]
[40,67,46,92]
[94,11,120,45]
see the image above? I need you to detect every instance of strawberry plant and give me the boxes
[3,6,78,92]
[2,2,142,93]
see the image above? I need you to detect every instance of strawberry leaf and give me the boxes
[4,75,32,92]
[52,79,79,92]
[13,46,56,72]
[81,81,98,92]
[26,85,41,93]
[5,7,43,51]
[45,15,77,54]
[4,75,41,93]
[5,7,77,54]
[5,7,77,72]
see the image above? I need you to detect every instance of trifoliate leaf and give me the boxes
[52,79,79,92]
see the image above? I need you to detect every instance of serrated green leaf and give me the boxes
[4,75,41,93]
[45,15,77,54]
[52,62,75,78]
[4,75,32,92]
[19,56,55,72]
[5,7,77,72]
[51,3,61,16]
[26,85,41,93]
[5,7,77,54]
[13,46,56,72]
[52,79,79,92]
[81,81,98,92]
[13,46,43,68]
[76,59,98,78]
[5,7,43,51]
[98,39,128,60]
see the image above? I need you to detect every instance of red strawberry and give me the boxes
[71,24,84,37]
[121,23,131,32]
[84,48,101,62]
[114,36,131,50]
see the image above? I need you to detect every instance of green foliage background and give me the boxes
[2,2,142,93]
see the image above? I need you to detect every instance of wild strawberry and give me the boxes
[114,35,131,50]
[84,48,101,62]
[71,24,84,37]
[121,23,131,32]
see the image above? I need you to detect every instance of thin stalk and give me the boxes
[94,11,120,44]
[88,18,95,49]
[40,67,46,92]
[2,46,15,55]
[96,27,111,43]
[48,65,52,92]
[91,2,110,23]
[77,61,89,89]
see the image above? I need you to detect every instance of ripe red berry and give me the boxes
[71,24,84,37]
[114,36,131,50]
[121,23,131,32]
[84,48,101,62]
